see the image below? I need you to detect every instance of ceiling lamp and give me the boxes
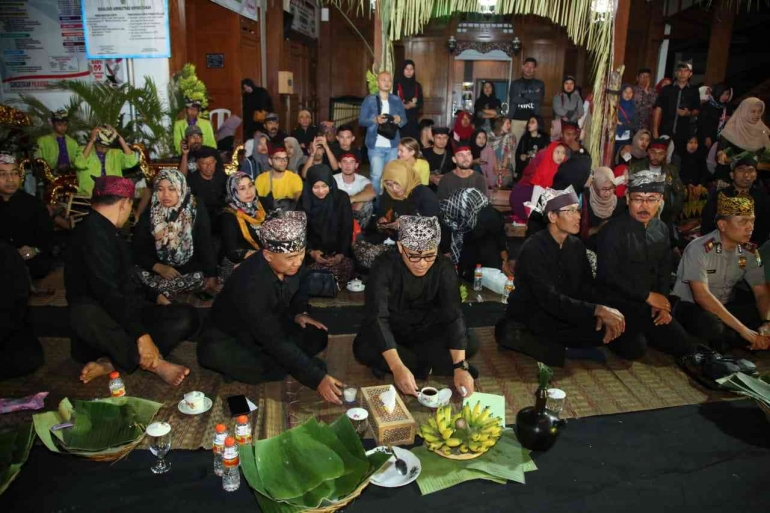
[478,0,496,15]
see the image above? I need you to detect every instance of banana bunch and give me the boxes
[418,401,504,457]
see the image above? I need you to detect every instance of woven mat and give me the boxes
[0,338,267,451]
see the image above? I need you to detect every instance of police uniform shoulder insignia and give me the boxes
[738,255,747,269]
[743,242,758,252]
[703,238,716,253]
[666,174,673,184]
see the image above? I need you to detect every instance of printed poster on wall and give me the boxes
[290,0,318,40]
[82,0,170,59]
[210,0,259,21]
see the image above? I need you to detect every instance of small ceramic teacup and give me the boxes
[343,386,358,403]
[184,391,205,412]
[418,387,440,408]
[346,408,369,438]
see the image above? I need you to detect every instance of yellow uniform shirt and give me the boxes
[255,171,304,201]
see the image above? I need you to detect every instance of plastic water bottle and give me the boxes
[222,437,241,492]
[473,264,483,292]
[234,415,252,445]
[501,277,514,304]
[108,371,125,397]
[496,172,503,189]
[212,424,228,477]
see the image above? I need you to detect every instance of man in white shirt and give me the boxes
[334,152,375,229]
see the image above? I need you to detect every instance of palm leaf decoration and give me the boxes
[9,94,89,145]
[125,77,174,157]
[52,80,130,131]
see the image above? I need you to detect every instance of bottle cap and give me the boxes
[224,436,235,447]
[109,371,120,379]
[215,423,227,433]
[475,263,482,268]
[236,415,248,424]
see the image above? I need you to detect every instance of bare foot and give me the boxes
[152,360,190,386]
[80,358,114,384]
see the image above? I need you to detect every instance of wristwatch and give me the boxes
[452,360,470,372]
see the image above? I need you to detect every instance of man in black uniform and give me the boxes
[652,62,700,154]
[596,172,692,359]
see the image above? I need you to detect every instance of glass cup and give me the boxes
[147,422,172,474]
[546,388,566,415]
[346,408,369,439]
[343,386,358,404]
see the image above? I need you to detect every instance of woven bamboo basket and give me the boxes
[59,435,144,463]
[758,401,770,423]
[430,448,484,460]
[304,479,371,513]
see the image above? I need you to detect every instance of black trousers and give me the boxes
[673,300,762,352]
[495,316,608,367]
[353,322,479,378]
[196,323,328,385]
[605,298,693,360]
[69,302,201,372]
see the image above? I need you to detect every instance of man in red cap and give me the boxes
[255,146,304,212]
[436,143,489,201]
[65,175,201,386]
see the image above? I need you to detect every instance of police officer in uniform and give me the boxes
[672,192,770,351]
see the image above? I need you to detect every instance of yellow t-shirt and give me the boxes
[414,159,430,186]
[255,171,304,201]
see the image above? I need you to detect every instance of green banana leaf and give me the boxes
[0,422,35,496]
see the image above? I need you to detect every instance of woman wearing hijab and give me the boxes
[352,160,439,268]
[439,188,511,282]
[300,165,355,285]
[220,172,266,281]
[452,111,475,143]
[515,115,547,176]
[242,78,274,137]
[283,136,307,172]
[714,97,769,180]
[473,81,501,132]
[133,169,218,300]
[697,83,733,151]
[552,76,584,124]
[530,141,568,188]
[580,167,622,250]
[509,141,567,222]
[614,128,651,166]
[394,60,423,140]
[242,131,270,179]
[614,85,637,157]
[471,129,499,188]
[291,110,318,155]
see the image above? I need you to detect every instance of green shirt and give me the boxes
[35,134,81,169]
[173,118,216,154]
[73,149,138,196]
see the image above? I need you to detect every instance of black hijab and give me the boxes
[561,75,578,100]
[396,60,418,102]
[474,81,501,113]
[301,165,339,249]
[552,154,591,192]
[471,129,487,160]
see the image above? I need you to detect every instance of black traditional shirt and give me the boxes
[0,190,54,253]
[507,229,598,331]
[365,251,468,353]
[64,211,149,339]
[654,83,700,137]
[596,213,671,303]
[207,252,325,388]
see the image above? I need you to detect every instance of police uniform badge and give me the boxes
[704,238,716,253]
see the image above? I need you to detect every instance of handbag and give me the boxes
[305,270,339,298]
[376,96,399,140]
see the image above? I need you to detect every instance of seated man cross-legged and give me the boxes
[672,192,770,352]
[495,187,626,367]
[197,211,345,404]
[353,215,478,398]
[65,176,200,386]
[596,171,693,359]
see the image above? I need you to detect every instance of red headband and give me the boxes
[454,145,472,154]
[339,152,359,162]
[269,146,287,156]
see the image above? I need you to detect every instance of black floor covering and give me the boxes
[2,401,768,513]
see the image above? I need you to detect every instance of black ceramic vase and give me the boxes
[515,387,567,451]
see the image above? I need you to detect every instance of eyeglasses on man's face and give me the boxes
[0,170,20,180]
[557,207,581,216]
[403,250,438,263]
[628,195,661,205]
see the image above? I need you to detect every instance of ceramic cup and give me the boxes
[343,387,358,403]
[419,387,440,408]
[346,408,369,438]
[184,391,205,412]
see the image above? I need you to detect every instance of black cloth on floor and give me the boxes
[0,190,55,279]
[700,185,770,246]
[0,241,42,380]
[199,252,327,389]
[132,197,218,277]
[198,323,327,385]
[440,204,507,281]
[69,302,200,372]
[353,251,470,373]
[673,299,762,353]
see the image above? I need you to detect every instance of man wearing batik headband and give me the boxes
[73,125,137,197]
[672,193,770,351]
[173,97,216,154]
[35,109,80,172]
[198,211,344,404]
[596,172,693,359]
[496,188,626,367]
[66,175,200,387]
[628,137,685,224]
[700,155,769,245]
[353,215,478,398]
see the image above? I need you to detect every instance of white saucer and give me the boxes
[417,388,452,409]
[178,397,212,415]
[366,446,421,487]
[346,283,365,292]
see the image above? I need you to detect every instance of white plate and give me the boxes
[417,388,452,409]
[366,446,421,488]
[346,284,365,292]
[177,397,212,415]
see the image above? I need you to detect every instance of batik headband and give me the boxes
[51,109,69,122]
[91,175,135,199]
[717,192,754,217]
[543,186,579,213]
[398,215,441,252]
[259,211,307,253]
[0,153,17,165]
[628,171,665,193]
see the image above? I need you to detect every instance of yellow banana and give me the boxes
[478,433,490,442]
[481,426,502,438]
[440,428,454,440]
[444,406,453,425]
[471,402,482,424]
[469,441,483,453]
[421,432,441,443]
[428,418,439,431]
[441,445,454,456]
[480,417,501,429]
[477,407,491,425]
[444,438,462,447]
[428,442,443,451]
[435,408,444,425]
[459,444,469,453]
[437,418,447,433]
[462,404,472,422]
[481,438,497,449]
[471,432,481,442]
